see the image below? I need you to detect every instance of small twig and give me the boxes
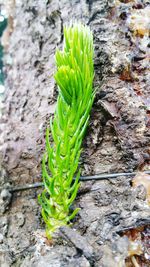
[1,170,150,193]
[11,182,43,192]
[80,170,150,181]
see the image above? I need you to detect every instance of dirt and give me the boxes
[0,0,149,266]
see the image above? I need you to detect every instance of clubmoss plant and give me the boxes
[38,23,95,239]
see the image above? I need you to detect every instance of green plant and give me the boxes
[38,23,95,239]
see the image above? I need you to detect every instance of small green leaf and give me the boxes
[67,208,80,221]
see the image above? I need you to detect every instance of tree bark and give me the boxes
[0,0,149,266]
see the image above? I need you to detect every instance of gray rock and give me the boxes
[0,189,12,201]
[60,227,94,261]
[0,189,12,214]
[15,212,25,227]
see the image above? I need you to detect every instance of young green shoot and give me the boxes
[38,23,95,239]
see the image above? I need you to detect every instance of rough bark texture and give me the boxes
[0,0,150,266]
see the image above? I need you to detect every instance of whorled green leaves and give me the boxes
[38,23,95,239]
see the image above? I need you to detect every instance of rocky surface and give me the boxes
[0,0,150,266]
